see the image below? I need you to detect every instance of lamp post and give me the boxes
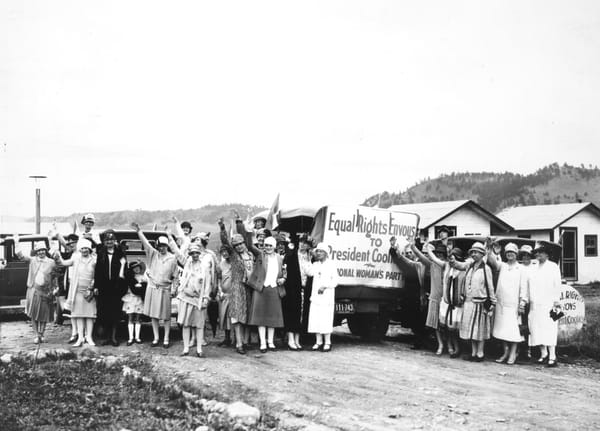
[29,175,47,234]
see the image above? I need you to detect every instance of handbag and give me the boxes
[83,288,95,303]
[549,308,565,321]
[277,284,286,299]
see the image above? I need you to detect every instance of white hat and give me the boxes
[314,242,329,254]
[157,236,169,247]
[188,244,201,254]
[468,242,486,255]
[77,238,93,251]
[264,237,277,247]
[81,213,95,224]
[33,241,47,252]
[504,242,518,255]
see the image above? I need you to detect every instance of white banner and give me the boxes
[313,206,419,288]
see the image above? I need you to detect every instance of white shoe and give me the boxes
[73,340,84,347]
[85,338,96,346]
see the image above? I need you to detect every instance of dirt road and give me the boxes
[2,320,600,430]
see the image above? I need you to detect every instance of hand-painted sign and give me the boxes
[311,206,419,288]
[557,284,585,345]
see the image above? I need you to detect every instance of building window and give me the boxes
[585,235,598,257]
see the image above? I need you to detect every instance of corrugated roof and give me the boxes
[496,202,598,230]
[388,200,471,229]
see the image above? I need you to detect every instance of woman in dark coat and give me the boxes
[282,234,312,350]
[94,229,127,346]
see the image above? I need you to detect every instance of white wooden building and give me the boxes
[497,202,600,283]
[389,199,513,239]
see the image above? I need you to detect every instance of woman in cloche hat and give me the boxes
[13,234,56,344]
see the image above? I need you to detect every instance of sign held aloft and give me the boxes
[311,206,420,288]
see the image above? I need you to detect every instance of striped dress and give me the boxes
[459,262,496,341]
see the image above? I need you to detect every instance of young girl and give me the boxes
[14,235,56,344]
[123,261,147,345]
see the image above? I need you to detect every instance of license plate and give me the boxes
[335,301,355,314]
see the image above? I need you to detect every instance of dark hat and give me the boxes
[180,221,193,231]
[437,225,451,234]
[434,243,448,256]
[533,242,549,255]
[66,233,79,243]
[449,247,464,261]
[128,260,145,271]
[101,229,116,241]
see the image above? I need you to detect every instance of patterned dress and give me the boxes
[25,257,56,322]
[143,248,179,320]
[459,262,496,341]
[177,254,212,328]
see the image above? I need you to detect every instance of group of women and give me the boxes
[391,236,563,367]
[16,213,340,357]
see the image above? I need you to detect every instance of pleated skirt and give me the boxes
[26,288,54,323]
[459,301,492,341]
[425,298,441,329]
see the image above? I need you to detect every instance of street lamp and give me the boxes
[29,175,47,234]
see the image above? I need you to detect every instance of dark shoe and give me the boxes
[196,351,205,358]
[111,340,120,347]
[260,347,267,354]
[537,356,548,364]
[180,351,189,357]
[547,359,558,368]
[127,340,134,346]
[68,335,78,344]
[450,351,460,359]
[323,344,332,352]
[151,340,159,347]
[287,344,299,351]
[474,355,484,362]
[312,344,323,351]
[236,346,247,355]
[135,338,142,344]
[163,342,170,349]
[267,344,277,351]
[218,339,232,347]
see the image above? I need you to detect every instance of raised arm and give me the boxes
[13,235,32,262]
[410,243,431,268]
[236,219,260,257]
[131,223,155,258]
[426,247,445,268]
[389,245,418,272]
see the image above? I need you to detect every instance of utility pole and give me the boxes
[29,175,47,234]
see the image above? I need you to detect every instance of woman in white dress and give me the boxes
[520,244,562,367]
[56,239,99,347]
[488,242,523,365]
[307,243,338,352]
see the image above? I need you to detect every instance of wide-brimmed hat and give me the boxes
[156,236,169,247]
[468,242,486,255]
[33,241,48,252]
[519,244,533,257]
[504,242,519,255]
[66,233,79,244]
[449,247,464,261]
[77,239,93,251]
[81,213,95,224]
[533,242,549,255]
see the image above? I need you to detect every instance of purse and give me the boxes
[481,265,493,312]
[549,308,565,321]
[277,284,286,299]
[83,288,95,303]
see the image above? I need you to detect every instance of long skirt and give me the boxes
[282,283,302,333]
[248,286,284,328]
[71,287,97,318]
[459,301,492,341]
[26,287,54,323]
[143,286,171,321]
[219,295,231,330]
[308,300,334,334]
[492,304,521,342]
[425,298,441,329]
[177,301,206,328]
[528,305,558,346]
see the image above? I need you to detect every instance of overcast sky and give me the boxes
[1,1,599,220]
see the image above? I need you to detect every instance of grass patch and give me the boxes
[0,357,208,431]
[566,284,600,361]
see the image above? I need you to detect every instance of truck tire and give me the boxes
[347,314,390,340]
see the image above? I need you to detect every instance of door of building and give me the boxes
[560,227,577,280]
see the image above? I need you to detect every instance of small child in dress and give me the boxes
[122,260,147,345]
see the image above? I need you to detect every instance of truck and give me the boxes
[275,205,420,340]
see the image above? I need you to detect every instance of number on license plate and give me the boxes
[335,302,355,314]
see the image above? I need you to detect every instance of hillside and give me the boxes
[41,204,266,231]
[363,163,600,213]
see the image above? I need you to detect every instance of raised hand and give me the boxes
[217,217,224,226]
[130,222,140,232]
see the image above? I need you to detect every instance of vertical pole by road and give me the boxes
[35,187,41,234]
